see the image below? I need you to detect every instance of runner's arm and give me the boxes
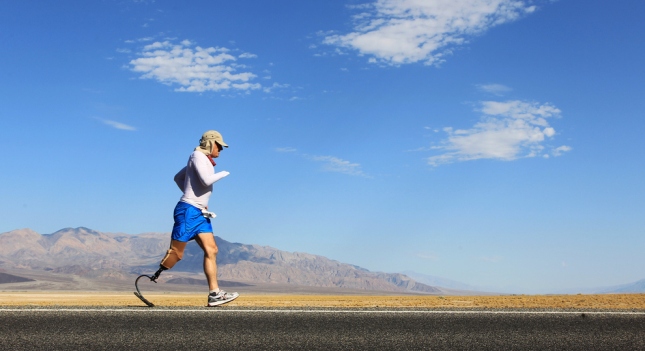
[194,154,229,186]
[174,167,187,192]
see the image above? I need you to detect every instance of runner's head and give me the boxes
[196,130,228,157]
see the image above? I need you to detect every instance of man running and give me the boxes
[154,130,239,306]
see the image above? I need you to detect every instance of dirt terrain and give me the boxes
[1,292,643,309]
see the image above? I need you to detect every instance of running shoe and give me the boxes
[207,290,239,307]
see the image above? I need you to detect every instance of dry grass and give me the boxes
[0,292,644,310]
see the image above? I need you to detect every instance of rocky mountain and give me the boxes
[0,227,440,293]
[0,228,167,280]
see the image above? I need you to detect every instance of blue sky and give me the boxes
[1,0,644,294]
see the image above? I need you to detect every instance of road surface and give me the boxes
[0,307,643,350]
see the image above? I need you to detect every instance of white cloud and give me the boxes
[128,40,261,93]
[324,0,538,65]
[95,118,137,131]
[309,155,368,177]
[480,255,503,262]
[278,148,368,177]
[263,82,290,93]
[416,253,439,261]
[552,145,572,157]
[476,83,512,95]
[239,52,258,59]
[275,147,297,153]
[428,100,567,166]
[124,37,153,43]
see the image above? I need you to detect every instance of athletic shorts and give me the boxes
[171,201,213,242]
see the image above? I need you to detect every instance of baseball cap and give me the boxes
[201,130,228,148]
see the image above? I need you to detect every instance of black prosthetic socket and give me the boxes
[151,265,166,281]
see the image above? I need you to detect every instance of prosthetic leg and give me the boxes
[134,244,184,307]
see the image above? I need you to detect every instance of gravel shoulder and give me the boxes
[0,292,643,310]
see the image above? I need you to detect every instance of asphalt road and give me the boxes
[1,308,644,350]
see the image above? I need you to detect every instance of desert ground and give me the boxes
[0,292,643,309]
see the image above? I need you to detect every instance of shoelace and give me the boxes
[210,291,226,299]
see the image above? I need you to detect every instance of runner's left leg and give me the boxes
[195,233,218,291]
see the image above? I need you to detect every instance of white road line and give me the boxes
[0,308,644,315]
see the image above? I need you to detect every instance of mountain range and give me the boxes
[0,227,447,294]
[3,227,641,294]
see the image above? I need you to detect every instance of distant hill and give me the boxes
[554,278,645,294]
[0,272,35,284]
[402,270,477,291]
[0,227,441,294]
[599,279,645,294]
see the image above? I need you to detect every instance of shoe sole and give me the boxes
[207,294,239,307]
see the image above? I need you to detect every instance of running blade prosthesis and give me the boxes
[134,267,164,307]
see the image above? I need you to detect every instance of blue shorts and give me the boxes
[171,202,213,242]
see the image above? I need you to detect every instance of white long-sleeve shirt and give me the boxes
[174,151,228,209]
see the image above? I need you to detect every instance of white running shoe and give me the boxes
[207,290,239,307]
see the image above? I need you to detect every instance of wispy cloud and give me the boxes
[551,145,572,157]
[476,83,512,96]
[95,118,137,131]
[134,37,154,42]
[416,253,440,261]
[427,100,571,166]
[128,39,261,93]
[275,147,297,153]
[324,0,538,66]
[276,148,368,177]
[263,82,290,93]
[308,155,368,177]
[480,255,503,263]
